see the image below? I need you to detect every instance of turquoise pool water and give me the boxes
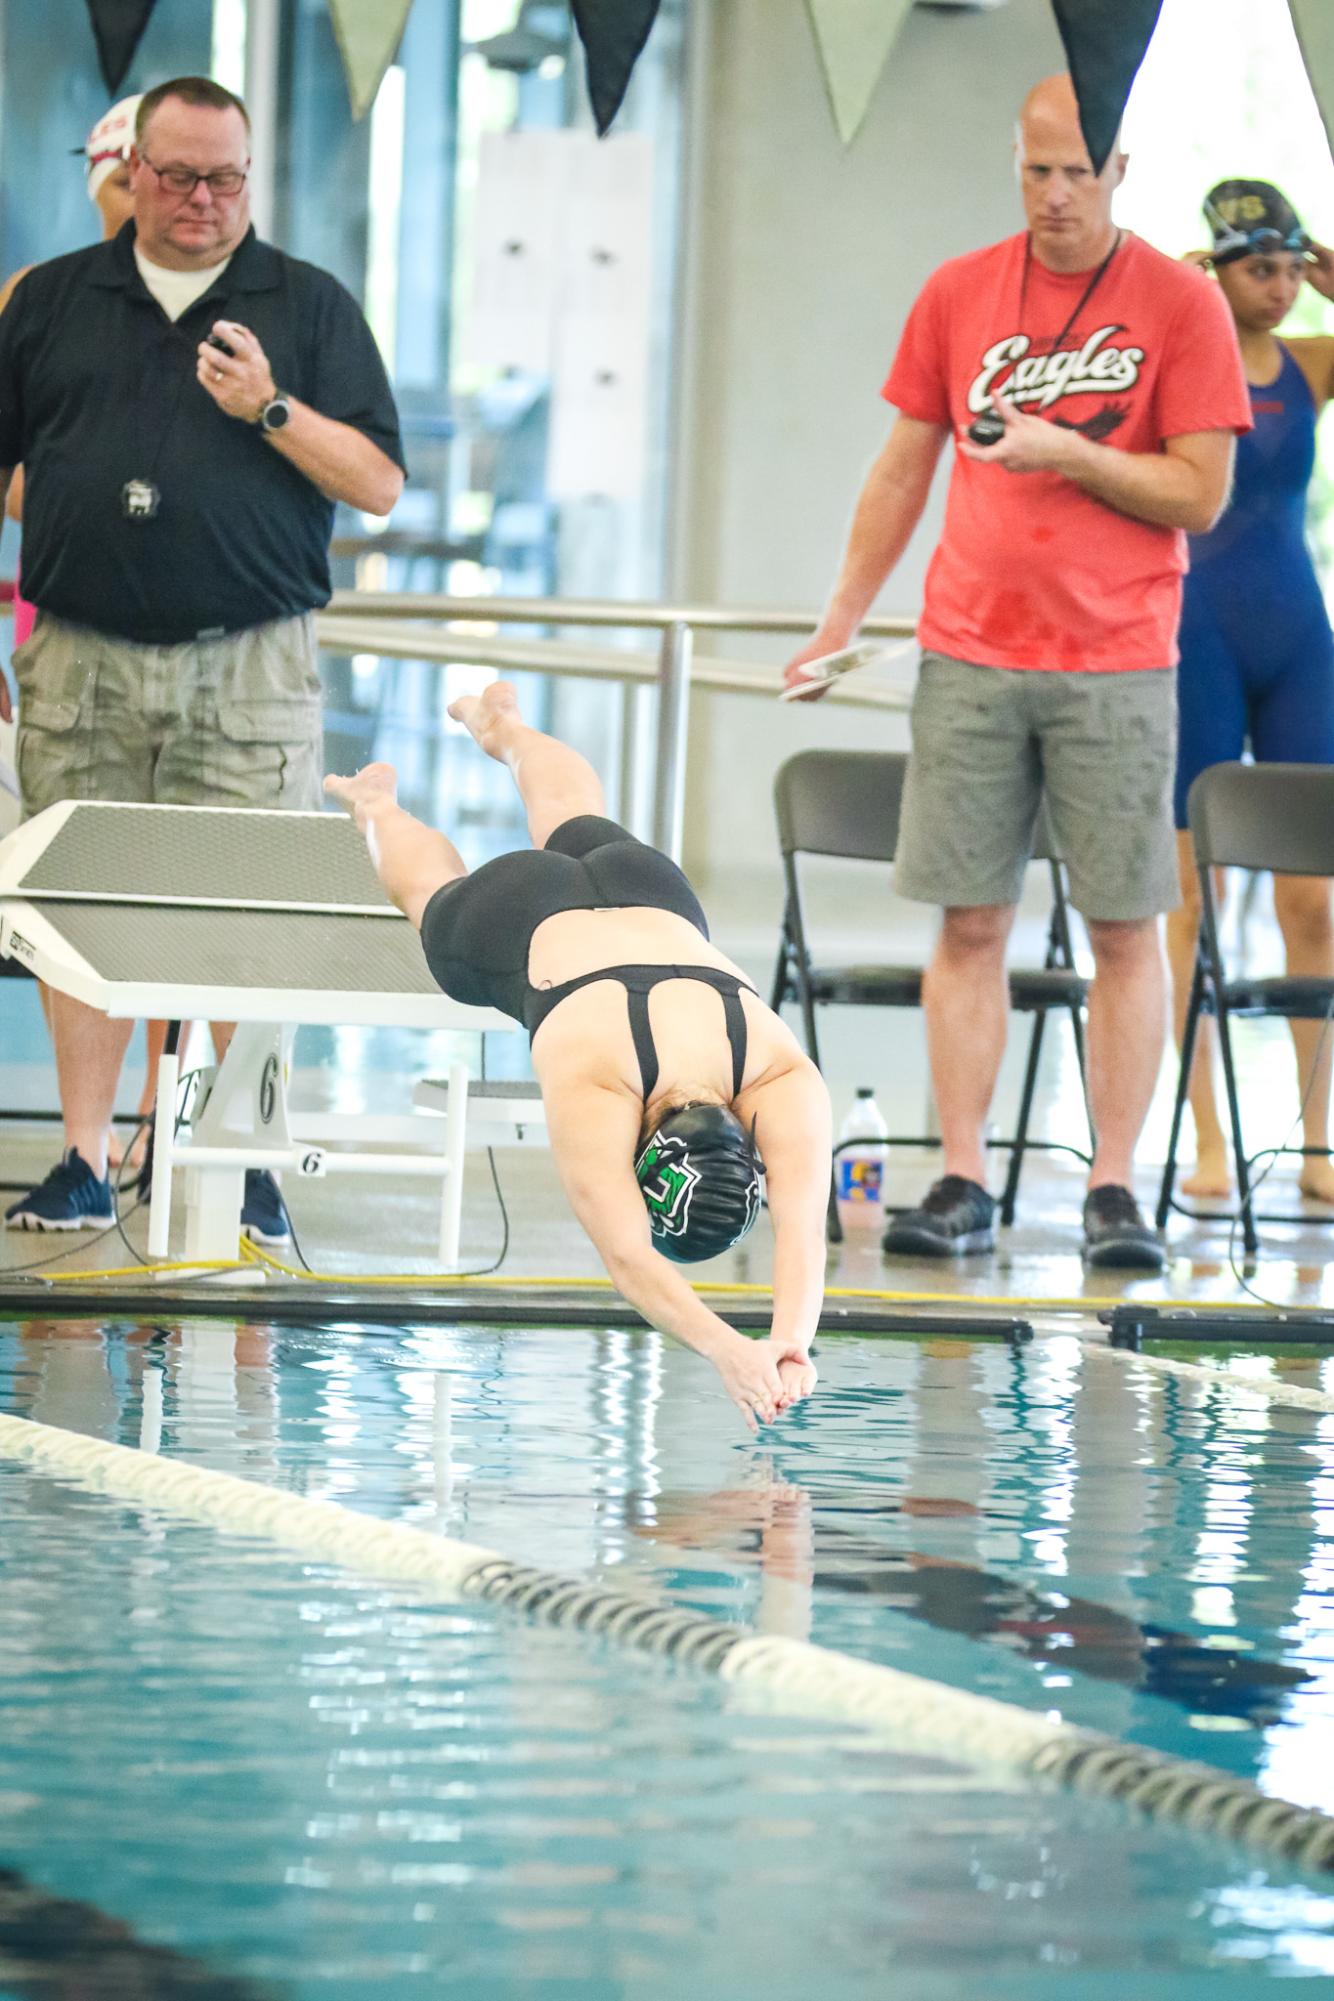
[1,1320,1333,1996]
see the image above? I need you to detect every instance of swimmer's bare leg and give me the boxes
[448,679,606,849]
[324,761,467,930]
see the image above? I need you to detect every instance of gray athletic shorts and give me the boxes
[15,610,324,820]
[895,649,1179,921]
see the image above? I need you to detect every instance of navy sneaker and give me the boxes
[882,1175,996,1257]
[241,1168,292,1247]
[1082,1184,1166,1272]
[5,1148,114,1232]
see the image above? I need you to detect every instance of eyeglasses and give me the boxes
[139,153,249,198]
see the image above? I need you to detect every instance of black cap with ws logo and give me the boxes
[1204,180,1311,266]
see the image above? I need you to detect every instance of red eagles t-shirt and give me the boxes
[883,231,1252,672]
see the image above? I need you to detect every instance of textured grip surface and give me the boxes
[28,900,437,993]
[18,805,393,910]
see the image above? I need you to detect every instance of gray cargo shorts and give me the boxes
[895,649,1179,920]
[14,611,324,820]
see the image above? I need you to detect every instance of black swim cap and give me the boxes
[1204,180,1310,266]
[634,1103,762,1263]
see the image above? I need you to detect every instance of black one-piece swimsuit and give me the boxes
[418,815,755,1098]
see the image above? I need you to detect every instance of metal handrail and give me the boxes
[314,615,914,707]
[325,589,916,638]
[330,533,483,563]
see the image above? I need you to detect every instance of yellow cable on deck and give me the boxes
[18,1237,1334,1328]
[15,1223,1334,1325]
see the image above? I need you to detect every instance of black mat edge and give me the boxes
[0,1286,1032,1341]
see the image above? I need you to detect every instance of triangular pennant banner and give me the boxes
[83,0,159,95]
[804,0,915,146]
[327,0,415,121]
[1289,1,1334,160]
[1050,0,1165,174]
[570,1,663,136]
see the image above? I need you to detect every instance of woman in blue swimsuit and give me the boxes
[1168,180,1334,1200]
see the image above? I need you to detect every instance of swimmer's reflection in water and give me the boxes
[0,1863,276,2000]
[328,681,832,1434]
[628,1480,1310,1728]
[12,1320,275,1473]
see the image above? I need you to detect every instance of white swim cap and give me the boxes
[85,95,142,202]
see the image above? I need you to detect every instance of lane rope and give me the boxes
[2,1407,1333,1874]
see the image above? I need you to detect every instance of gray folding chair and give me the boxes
[770,748,1091,1238]
[1157,761,1334,1254]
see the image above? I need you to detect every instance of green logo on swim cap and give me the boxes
[635,1132,700,1237]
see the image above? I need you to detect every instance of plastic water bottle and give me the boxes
[836,1088,890,1233]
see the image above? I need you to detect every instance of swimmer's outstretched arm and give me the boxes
[325,763,467,928]
[541,1078,798,1433]
[745,1060,833,1403]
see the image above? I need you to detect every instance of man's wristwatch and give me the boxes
[258,392,292,434]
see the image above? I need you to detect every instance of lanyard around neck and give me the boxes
[1018,229,1122,359]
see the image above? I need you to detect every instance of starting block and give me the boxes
[0,801,518,1271]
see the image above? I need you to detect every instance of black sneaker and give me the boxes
[4,1148,114,1231]
[882,1175,996,1258]
[1082,1184,1165,1272]
[240,1168,292,1247]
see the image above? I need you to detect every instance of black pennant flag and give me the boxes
[84,0,159,95]
[570,0,663,136]
[1288,2,1334,159]
[1050,0,1165,173]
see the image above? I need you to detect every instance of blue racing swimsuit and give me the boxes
[1175,342,1334,827]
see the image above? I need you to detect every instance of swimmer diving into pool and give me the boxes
[326,681,831,1432]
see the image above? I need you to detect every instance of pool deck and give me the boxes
[5,878,1334,1328]
[4,1117,1334,1332]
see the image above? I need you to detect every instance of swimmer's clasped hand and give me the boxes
[716,1332,817,1434]
[773,1344,818,1407]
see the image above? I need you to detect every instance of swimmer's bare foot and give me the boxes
[1181,1140,1231,1200]
[324,762,398,825]
[1299,1154,1334,1205]
[448,678,521,756]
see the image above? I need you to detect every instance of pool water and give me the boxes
[1,1318,1333,1996]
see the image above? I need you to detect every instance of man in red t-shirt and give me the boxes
[786,74,1251,1271]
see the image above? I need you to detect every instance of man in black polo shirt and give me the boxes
[0,74,405,1237]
